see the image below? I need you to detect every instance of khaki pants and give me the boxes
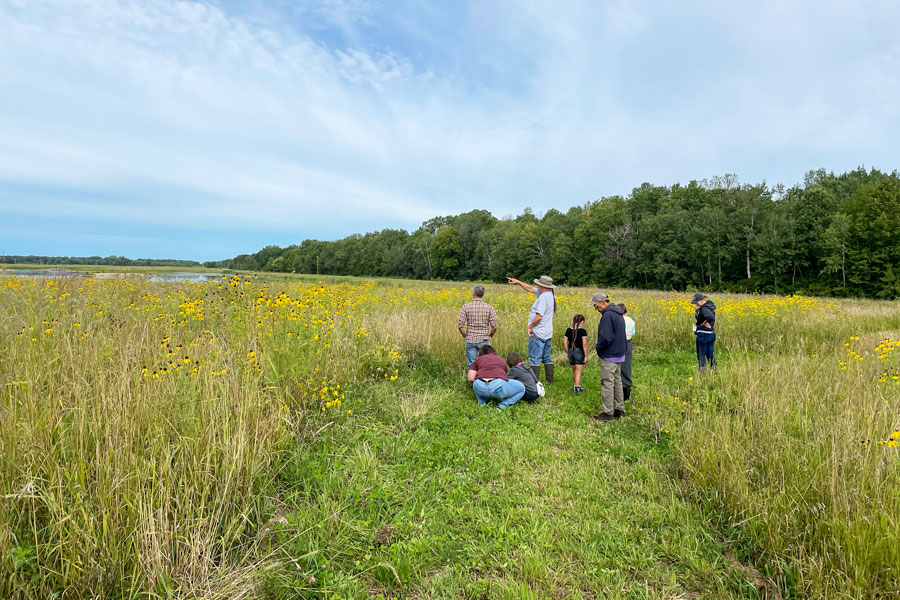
[601,360,625,415]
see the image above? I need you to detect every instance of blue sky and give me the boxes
[1,0,899,262]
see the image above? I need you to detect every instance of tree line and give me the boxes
[206,168,900,298]
[0,255,202,268]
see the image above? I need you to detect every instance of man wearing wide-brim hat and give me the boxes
[507,275,557,384]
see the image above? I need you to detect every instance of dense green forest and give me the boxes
[0,255,201,268]
[207,168,900,298]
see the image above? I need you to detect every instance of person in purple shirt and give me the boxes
[589,292,627,422]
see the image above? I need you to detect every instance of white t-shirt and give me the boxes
[528,289,555,339]
[624,315,636,340]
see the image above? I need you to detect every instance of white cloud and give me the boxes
[0,0,899,259]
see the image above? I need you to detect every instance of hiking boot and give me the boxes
[593,412,615,422]
[613,409,625,419]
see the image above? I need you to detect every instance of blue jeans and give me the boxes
[696,332,716,367]
[527,335,553,366]
[472,378,526,409]
[465,340,490,368]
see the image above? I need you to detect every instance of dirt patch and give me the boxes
[717,534,783,600]
[374,524,395,546]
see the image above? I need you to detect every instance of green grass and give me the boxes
[3,275,897,598]
[258,358,769,599]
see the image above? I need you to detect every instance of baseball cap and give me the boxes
[588,292,609,305]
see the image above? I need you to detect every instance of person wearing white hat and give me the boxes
[507,275,557,384]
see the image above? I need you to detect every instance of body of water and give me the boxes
[147,272,223,282]
[1,269,223,282]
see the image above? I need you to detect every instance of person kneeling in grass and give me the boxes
[468,345,526,411]
[506,351,541,403]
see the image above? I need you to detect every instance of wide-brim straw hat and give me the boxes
[533,275,555,289]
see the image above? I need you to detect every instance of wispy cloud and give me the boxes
[1,0,898,260]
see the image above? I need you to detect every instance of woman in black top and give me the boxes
[563,314,588,393]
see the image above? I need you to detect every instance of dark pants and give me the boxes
[696,332,716,368]
[621,339,633,388]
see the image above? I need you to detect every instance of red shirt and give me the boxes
[470,354,509,381]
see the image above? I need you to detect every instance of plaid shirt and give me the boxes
[458,298,497,343]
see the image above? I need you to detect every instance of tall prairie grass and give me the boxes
[1,274,898,598]
[675,321,900,598]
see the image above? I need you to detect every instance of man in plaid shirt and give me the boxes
[458,285,498,368]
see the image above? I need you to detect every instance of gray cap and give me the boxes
[690,292,706,304]
[588,292,609,305]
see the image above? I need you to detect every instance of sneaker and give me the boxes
[613,409,625,419]
[593,412,615,422]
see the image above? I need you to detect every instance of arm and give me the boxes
[507,277,535,293]
[696,307,712,329]
[458,307,467,338]
[580,330,588,355]
[467,369,477,383]
[489,307,498,338]
[527,313,542,337]
[562,331,570,352]
[595,319,610,354]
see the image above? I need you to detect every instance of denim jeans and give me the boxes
[465,340,490,368]
[696,332,716,367]
[527,335,553,366]
[472,378,526,409]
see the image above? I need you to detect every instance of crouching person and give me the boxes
[467,345,526,411]
[506,351,541,403]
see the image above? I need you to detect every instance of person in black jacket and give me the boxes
[589,292,627,421]
[691,293,717,374]
[506,352,541,402]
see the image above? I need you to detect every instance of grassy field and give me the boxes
[1,274,898,599]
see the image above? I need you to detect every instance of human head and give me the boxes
[533,275,555,292]
[589,292,610,312]
[572,313,585,328]
[690,292,707,307]
[506,351,523,367]
[473,284,485,298]
[617,303,627,315]
[477,344,497,357]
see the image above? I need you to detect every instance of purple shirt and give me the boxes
[604,356,626,363]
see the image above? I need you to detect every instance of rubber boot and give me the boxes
[531,365,541,381]
[624,386,631,402]
[544,364,554,384]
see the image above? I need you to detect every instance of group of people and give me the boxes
[457,276,717,419]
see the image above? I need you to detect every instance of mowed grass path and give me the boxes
[269,354,766,599]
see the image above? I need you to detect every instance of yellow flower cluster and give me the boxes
[877,430,900,449]
[655,293,832,319]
